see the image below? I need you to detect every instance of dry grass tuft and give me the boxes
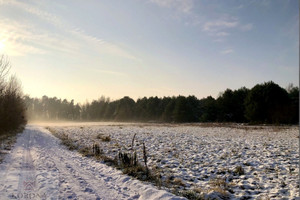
[96,133,111,142]
[173,178,186,187]
[0,131,19,163]
[234,165,245,176]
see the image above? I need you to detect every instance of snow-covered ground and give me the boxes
[48,123,299,199]
[0,125,185,200]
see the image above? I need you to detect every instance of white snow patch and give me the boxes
[48,123,299,199]
[0,125,185,200]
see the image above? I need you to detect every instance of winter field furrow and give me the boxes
[49,123,299,199]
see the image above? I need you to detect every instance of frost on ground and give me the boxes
[0,125,185,200]
[0,132,19,164]
[49,123,299,200]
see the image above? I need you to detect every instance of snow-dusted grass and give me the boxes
[0,126,186,200]
[0,131,20,163]
[49,123,299,199]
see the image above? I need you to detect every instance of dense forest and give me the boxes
[25,81,299,124]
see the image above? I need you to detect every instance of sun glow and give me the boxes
[0,40,5,52]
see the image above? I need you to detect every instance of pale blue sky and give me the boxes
[0,0,298,103]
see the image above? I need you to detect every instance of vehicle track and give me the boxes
[0,126,185,200]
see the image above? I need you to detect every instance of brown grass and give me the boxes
[0,130,20,163]
[96,133,111,142]
[234,165,245,176]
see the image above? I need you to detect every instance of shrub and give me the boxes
[0,56,26,134]
[118,151,137,167]
[79,146,92,157]
[234,165,245,176]
[60,136,77,150]
[92,143,103,156]
[101,136,111,142]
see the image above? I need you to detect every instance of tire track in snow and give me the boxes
[17,132,36,193]
[29,128,104,199]
[24,127,142,199]
[0,129,40,199]
[0,126,185,200]
[33,129,139,200]
[37,148,104,199]
[0,144,23,198]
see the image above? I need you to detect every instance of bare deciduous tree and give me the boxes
[0,55,26,134]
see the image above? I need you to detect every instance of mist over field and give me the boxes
[0,0,299,199]
[24,81,299,125]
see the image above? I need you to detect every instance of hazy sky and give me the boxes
[0,0,298,103]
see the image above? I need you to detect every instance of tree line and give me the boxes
[0,56,26,134]
[25,81,299,124]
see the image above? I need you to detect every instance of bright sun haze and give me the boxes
[0,0,298,103]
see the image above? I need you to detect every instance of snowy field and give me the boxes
[48,123,299,199]
[0,125,184,200]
